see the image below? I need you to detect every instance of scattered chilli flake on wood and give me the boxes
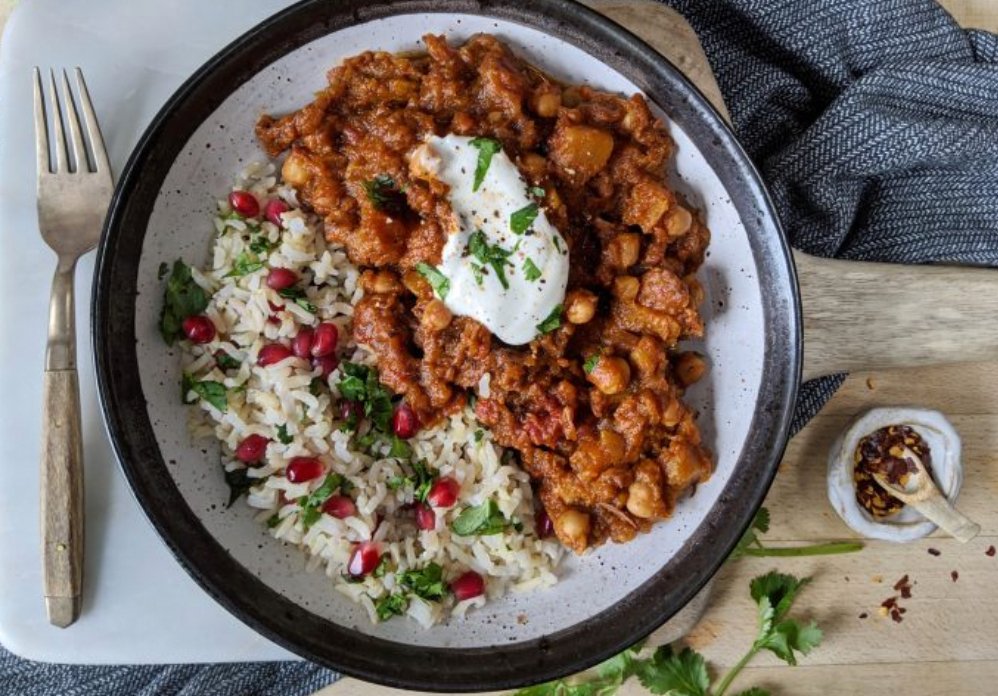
[927,547,941,556]
[986,545,996,557]
[877,574,914,623]
[951,570,960,582]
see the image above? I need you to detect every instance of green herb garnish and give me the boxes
[529,186,546,198]
[398,562,448,601]
[469,137,502,191]
[276,424,293,445]
[387,436,413,459]
[373,554,391,578]
[362,174,407,215]
[266,513,282,529]
[583,354,600,374]
[451,499,508,536]
[298,473,345,529]
[522,257,542,282]
[277,286,317,314]
[416,263,450,299]
[249,235,278,255]
[474,429,485,443]
[518,570,823,696]
[468,230,513,290]
[552,234,565,255]
[225,251,264,278]
[535,304,563,334]
[157,262,169,281]
[510,203,539,235]
[729,507,864,560]
[375,593,409,621]
[159,260,209,345]
[388,459,437,502]
[338,362,394,433]
[215,352,241,371]
[470,262,485,287]
[182,374,228,412]
[224,468,264,508]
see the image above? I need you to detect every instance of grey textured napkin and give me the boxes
[5,0,997,693]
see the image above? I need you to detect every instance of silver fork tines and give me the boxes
[33,66,113,629]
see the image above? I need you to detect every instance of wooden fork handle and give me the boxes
[40,260,84,628]
[40,368,84,627]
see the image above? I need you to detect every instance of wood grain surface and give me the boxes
[319,1,998,694]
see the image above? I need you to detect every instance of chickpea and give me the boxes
[402,269,429,296]
[614,276,640,302]
[561,86,582,108]
[599,428,627,463]
[587,355,632,395]
[630,335,662,377]
[281,151,309,186]
[422,299,453,331]
[626,481,657,519]
[370,270,400,294]
[532,91,561,118]
[565,289,598,324]
[609,233,641,269]
[557,508,591,544]
[674,352,707,387]
[665,206,693,238]
[520,152,548,180]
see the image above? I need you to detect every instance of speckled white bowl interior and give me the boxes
[132,13,765,648]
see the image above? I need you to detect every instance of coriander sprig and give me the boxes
[730,507,863,560]
[516,570,822,696]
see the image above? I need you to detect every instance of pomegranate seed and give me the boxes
[313,353,339,378]
[266,268,298,290]
[264,199,289,226]
[427,476,459,508]
[291,327,314,358]
[286,456,323,483]
[228,190,260,218]
[339,400,361,422]
[414,503,436,530]
[235,434,269,463]
[268,301,282,313]
[347,541,381,577]
[182,315,215,344]
[310,322,339,357]
[392,403,419,439]
[322,495,356,519]
[451,570,485,601]
[258,343,293,367]
[535,509,554,539]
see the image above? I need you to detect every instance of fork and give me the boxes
[33,67,113,628]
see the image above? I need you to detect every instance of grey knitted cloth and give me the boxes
[5,0,997,693]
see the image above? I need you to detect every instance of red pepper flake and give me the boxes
[890,608,903,623]
[986,546,996,557]
[951,570,959,582]
[881,596,897,610]
[927,548,941,556]
[859,612,869,619]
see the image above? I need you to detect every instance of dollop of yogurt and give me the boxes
[410,134,569,345]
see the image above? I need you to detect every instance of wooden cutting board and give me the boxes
[321,1,998,694]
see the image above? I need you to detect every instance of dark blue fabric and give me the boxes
[664,0,998,433]
[6,0,997,693]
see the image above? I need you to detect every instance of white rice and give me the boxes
[180,162,562,626]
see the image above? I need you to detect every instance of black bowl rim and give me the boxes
[92,0,802,690]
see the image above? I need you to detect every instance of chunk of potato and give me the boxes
[550,124,614,182]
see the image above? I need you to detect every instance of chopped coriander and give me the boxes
[276,424,293,445]
[398,563,448,601]
[451,499,508,536]
[375,593,409,621]
[224,468,263,508]
[730,506,863,559]
[536,304,563,335]
[529,185,546,198]
[583,353,600,374]
[225,251,265,278]
[157,261,169,281]
[469,137,501,191]
[468,230,513,290]
[470,262,485,287]
[510,203,539,235]
[309,377,325,396]
[416,263,450,299]
[387,436,413,459]
[277,286,317,314]
[337,362,394,433]
[249,235,278,255]
[298,473,345,529]
[373,554,391,578]
[390,459,437,502]
[159,260,208,344]
[552,234,565,255]
[474,429,485,443]
[215,352,241,371]
[522,257,542,282]
[182,375,228,412]
[266,513,282,529]
[362,174,407,215]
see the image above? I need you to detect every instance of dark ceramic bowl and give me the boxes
[93,0,800,690]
